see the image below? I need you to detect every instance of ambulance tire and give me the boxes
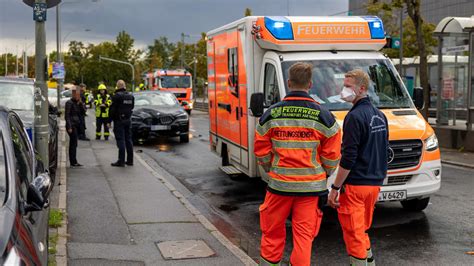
[401,197,430,212]
[180,133,189,143]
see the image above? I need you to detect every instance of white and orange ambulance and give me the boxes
[206,16,441,211]
[150,69,194,114]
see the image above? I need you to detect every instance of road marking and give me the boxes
[134,153,257,266]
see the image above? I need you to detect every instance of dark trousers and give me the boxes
[67,126,78,164]
[78,116,87,139]
[96,117,110,139]
[113,120,133,164]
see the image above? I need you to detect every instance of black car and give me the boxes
[131,91,190,143]
[0,107,52,265]
[0,77,59,180]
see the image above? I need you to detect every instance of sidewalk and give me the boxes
[64,119,256,265]
[440,148,474,169]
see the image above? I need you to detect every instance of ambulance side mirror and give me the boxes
[250,93,264,117]
[413,87,424,110]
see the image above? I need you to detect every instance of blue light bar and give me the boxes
[26,127,33,142]
[363,16,385,39]
[264,16,294,40]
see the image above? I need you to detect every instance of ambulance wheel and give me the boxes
[180,133,189,143]
[401,197,430,212]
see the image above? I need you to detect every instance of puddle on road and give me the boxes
[219,204,239,212]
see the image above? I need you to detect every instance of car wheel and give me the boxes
[180,133,189,143]
[401,197,430,212]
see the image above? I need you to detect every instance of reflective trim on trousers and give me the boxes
[257,154,272,164]
[268,178,327,193]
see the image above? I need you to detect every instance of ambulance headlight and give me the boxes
[363,16,385,39]
[424,134,438,151]
[264,16,294,40]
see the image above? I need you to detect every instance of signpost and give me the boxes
[23,0,62,171]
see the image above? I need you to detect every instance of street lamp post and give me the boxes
[99,56,135,93]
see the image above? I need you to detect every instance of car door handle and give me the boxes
[217,103,231,113]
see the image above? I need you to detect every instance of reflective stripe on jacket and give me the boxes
[95,94,112,118]
[254,91,342,196]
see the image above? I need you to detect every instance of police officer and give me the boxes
[65,87,83,167]
[95,84,112,140]
[109,80,135,167]
[328,69,389,266]
[255,62,342,266]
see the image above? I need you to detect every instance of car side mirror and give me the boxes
[413,87,424,110]
[250,93,264,117]
[25,173,51,212]
[181,101,188,106]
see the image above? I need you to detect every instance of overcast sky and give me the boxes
[0,0,349,55]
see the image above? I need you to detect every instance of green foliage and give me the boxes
[48,233,58,255]
[245,8,252,16]
[49,208,63,228]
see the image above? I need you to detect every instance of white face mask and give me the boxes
[340,86,356,102]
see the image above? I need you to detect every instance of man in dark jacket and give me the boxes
[328,69,389,266]
[65,87,83,167]
[109,80,134,167]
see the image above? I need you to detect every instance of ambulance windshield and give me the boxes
[281,59,413,111]
[160,76,191,88]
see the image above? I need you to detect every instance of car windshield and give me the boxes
[160,76,191,88]
[134,93,179,106]
[62,90,72,98]
[0,82,34,111]
[281,59,414,111]
[0,134,5,206]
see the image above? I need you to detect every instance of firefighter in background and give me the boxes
[95,84,112,140]
[328,69,389,266]
[135,83,146,92]
[254,62,342,266]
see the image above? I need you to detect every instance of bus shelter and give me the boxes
[434,16,474,130]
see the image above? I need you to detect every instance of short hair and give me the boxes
[345,69,369,89]
[79,83,86,88]
[116,80,126,89]
[288,62,313,89]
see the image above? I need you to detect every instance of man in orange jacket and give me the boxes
[255,62,342,266]
[328,69,389,266]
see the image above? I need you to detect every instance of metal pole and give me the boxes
[23,51,26,77]
[399,7,404,76]
[4,50,7,77]
[436,36,443,126]
[56,4,62,109]
[467,31,473,131]
[181,33,185,69]
[16,46,19,76]
[99,56,135,93]
[34,0,49,169]
[193,44,197,97]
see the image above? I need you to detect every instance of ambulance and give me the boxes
[148,69,194,114]
[206,16,441,211]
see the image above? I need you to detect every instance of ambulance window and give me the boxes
[227,48,238,95]
[263,63,280,107]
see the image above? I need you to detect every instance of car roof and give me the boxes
[0,77,34,84]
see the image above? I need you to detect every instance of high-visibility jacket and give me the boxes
[95,93,112,118]
[254,91,342,196]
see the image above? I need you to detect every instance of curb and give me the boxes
[135,153,257,266]
[441,159,474,169]
[56,125,68,266]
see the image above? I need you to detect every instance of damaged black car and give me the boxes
[131,91,190,143]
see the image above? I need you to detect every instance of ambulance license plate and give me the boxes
[378,190,407,201]
[151,125,169,131]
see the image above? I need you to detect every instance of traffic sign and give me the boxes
[442,45,469,54]
[33,3,47,22]
[23,0,61,9]
[391,37,401,49]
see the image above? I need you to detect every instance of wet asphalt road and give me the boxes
[139,111,473,265]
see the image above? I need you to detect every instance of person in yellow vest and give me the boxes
[95,84,112,140]
[135,83,146,92]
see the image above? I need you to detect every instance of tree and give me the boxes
[366,0,436,119]
[146,36,176,70]
[245,8,252,16]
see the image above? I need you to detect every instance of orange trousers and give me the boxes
[259,191,323,266]
[337,184,380,259]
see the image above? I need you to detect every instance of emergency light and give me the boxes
[362,16,385,39]
[264,16,294,40]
